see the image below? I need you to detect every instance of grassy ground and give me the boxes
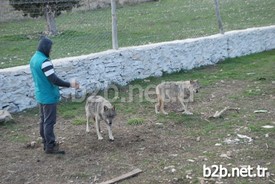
[0,50,274,183]
[0,0,275,68]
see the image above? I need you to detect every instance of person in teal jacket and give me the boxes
[30,37,79,154]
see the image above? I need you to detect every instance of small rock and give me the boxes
[30,141,36,147]
[187,159,195,163]
[0,110,13,123]
[220,153,231,159]
[164,166,176,173]
[164,165,175,170]
[155,123,163,127]
[262,125,274,129]
[224,138,240,144]
[226,151,233,157]
[169,154,178,157]
[25,141,38,149]
[196,136,201,142]
[237,134,253,142]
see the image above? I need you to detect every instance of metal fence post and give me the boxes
[111,0,118,49]
[214,0,224,34]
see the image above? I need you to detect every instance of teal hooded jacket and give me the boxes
[30,38,60,104]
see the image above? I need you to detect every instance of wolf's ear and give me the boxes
[112,105,115,111]
[104,106,108,111]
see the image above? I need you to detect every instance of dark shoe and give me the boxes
[45,144,65,154]
[43,141,58,151]
[45,149,65,154]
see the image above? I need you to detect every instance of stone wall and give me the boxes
[1,25,275,112]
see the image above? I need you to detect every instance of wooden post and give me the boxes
[214,0,224,34]
[111,0,118,49]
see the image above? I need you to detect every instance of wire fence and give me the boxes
[0,0,274,68]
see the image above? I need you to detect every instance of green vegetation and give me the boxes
[12,50,273,128]
[72,118,86,125]
[0,122,30,143]
[1,0,275,68]
[2,50,274,184]
[55,49,274,129]
[127,118,144,125]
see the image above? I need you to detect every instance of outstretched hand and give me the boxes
[70,79,80,89]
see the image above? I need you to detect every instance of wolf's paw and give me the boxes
[183,111,193,115]
[177,108,185,112]
[163,112,168,115]
[98,137,103,140]
[86,129,90,133]
[109,138,114,142]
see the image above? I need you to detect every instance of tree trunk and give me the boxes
[45,5,58,35]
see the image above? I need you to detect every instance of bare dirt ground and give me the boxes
[1,77,274,184]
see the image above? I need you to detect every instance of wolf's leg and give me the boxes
[160,97,168,115]
[179,99,192,115]
[95,116,103,140]
[86,114,90,132]
[98,120,102,133]
[155,95,160,114]
[177,102,185,112]
[107,125,114,141]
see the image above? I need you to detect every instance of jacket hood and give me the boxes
[37,37,52,57]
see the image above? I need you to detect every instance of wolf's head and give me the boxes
[103,106,116,125]
[190,80,200,93]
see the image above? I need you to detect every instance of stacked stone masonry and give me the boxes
[1,26,275,112]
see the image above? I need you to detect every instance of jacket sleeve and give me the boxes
[41,60,71,88]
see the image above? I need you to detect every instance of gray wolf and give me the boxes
[155,80,200,115]
[85,95,116,141]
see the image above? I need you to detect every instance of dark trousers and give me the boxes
[39,103,57,150]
